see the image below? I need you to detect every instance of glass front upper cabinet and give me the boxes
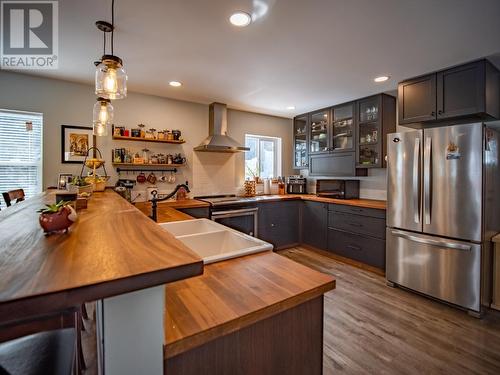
[293,115,308,168]
[357,96,382,167]
[309,109,329,153]
[332,103,354,151]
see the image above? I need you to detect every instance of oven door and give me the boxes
[211,207,259,237]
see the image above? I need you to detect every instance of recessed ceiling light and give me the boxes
[374,75,390,83]
[169,81,182,87]
[229,11,252,27]
[286,106,296,110]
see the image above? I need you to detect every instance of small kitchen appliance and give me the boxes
[315,179,359,199]
[286,176,307,194]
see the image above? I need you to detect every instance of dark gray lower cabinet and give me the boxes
[301,201,328,250]
[327,204,386,269]
[299,201,386,270]
[258,201,299,249]
[327,229,385,269]
[217,215,255,236]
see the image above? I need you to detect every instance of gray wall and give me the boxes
[0,71,293,197]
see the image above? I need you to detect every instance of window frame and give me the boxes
[0,109,44,205]
[244,134,282,179]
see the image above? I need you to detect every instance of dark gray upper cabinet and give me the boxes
[357,94,396,168]
[398,59,500,127]
[293,93,395,176]
[331,102,355,153]
[398,74,437,124]
[310,152,367,177]
[309,109,330,154]
[436,61,487,120]
[293,115,309,169]
[258,201,299,249]
[301,201,328,250]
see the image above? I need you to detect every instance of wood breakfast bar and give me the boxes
[0,190,203,374]
[0,190,336,374]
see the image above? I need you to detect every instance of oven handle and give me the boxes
[211,207,259,218]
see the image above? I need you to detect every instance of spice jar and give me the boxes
[166,131,174,141]
[157,130,165,140]
[138,123,146,138]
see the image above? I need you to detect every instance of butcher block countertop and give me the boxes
[135,195,385,222]
[164,252,335,358]
[134,198,210,223]
[0,190,203,326]
[256,194,387,210]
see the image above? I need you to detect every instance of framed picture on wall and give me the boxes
[61,125,96,164]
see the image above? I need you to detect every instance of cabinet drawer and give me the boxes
[327,229,385,269]
[329,204,386,219]
[328,211,385,239]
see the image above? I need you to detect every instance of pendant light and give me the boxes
[95,0,127,100]
[93,98,113,136]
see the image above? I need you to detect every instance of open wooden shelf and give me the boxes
[112,163,186,167]
[112,135,185,144]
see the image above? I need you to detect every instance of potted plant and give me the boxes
[68,176,93,195]
[84,174,109,192]
[38,201,78,234]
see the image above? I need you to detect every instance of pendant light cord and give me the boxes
[111,0,115,55]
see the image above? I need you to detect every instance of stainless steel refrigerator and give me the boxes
[386,122,500,315]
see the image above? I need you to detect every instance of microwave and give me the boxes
[316,179,359,199]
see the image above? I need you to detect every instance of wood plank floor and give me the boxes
[279,247,500,375]
[82,246,500,374]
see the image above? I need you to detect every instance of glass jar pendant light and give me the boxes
[94,0,127,100]
[93,98,113,136]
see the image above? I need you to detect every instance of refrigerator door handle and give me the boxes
[424,136,432,225]
[390,230,471,251]
[413,137,421,223]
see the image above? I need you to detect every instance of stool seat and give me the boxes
[0,328,75,375]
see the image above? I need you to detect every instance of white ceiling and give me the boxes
[27,0,500,117]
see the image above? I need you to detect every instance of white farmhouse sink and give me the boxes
[160,219,273,264]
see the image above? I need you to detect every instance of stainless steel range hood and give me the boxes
[194,102,249,153]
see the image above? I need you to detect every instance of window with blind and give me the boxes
[0,110,43,208]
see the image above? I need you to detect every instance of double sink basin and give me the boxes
[160,219,273,264]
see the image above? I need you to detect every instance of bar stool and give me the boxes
[0,328,75,375]
[2,189,25,207]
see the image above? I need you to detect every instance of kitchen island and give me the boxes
[136,195,336,374]
[1,191,336,374]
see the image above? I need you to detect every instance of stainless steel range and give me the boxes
[196,195,259,237]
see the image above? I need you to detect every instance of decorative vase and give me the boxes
[39,206,78,234]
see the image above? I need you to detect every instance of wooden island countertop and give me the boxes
[0,190,203,326]
[164,252,335,358]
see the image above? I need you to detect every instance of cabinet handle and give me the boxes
[347,245,362,251]
[438,110,443,115]
[348,222,363,227]
[271,223,276,227]
[431,111,436,117]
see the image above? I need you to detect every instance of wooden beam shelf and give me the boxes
[112,135,186,144]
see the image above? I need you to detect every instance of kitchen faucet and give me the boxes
[149,182,190,222]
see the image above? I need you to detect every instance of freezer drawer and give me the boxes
[386,228,481,311]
